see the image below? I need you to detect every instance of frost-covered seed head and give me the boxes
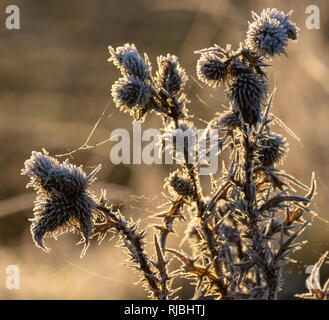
[31,192,97,257]
[246,10,289,57]
[218,110,242,131]
[264,8,298,40]
[21,149,60,193]
[225,72,268,127]
[162,120,196,143]
[112,76,153,121]
[22,150,100,195]
[165,170,193,197]
[21,150,101,257]
[258,133,288,167]
[161,120,197,162]
[196,53,226,87]
[108,43,151,80]
[156,54,188,94]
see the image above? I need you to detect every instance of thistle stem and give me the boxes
[242,125,278,300]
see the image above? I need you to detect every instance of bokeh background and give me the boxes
[0,0,328,299]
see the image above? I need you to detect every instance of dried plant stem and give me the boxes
[173,118,203,211]
[172,115,228,298]
[242,125,279,300]
[201,220,228,298]
[97,205,163,300]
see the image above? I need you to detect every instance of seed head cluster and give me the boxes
[196,8,297,129]
[21,149,101,257]
[20,7,325,301]
[109,44,188,122]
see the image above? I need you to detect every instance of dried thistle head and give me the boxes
[225,71,268,127]
[264,8,299,40]
[165,170,193,197]
[108,43,151,80]
[196,52,227,88]
[155,54,187,95]
[21,149,60,193]
[111,76,153,121]
[108,43,156,121]
[162,120,197,156]
[21,149,101,257]
[217,110,242,131]
[257,133,288,167]
[246,9,297,58]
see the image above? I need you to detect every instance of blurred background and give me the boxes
[0,0,328,299]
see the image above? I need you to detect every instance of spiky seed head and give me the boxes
[258,133,288,167]
[196,53,226,87]
[121,51,151,80]
[225,72,268,127]
[246,10,289,57]
[218,110,242,131]
[155,54,188,94]
[108,43,137,68]
[31,192,97,257]
[21,150,101,257]
[162,119,196,144]
[108,43,151,80]
[165,170,193,197]
[264,8,299,40]
[21,149,60,193]
[112,76,153,121]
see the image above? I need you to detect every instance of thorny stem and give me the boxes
[155,89,230,298]
[172,115,228,298]
[242,125,278,300]
[232,218,245,262]
[242,125,256,216]
[201,220,228,298]
[173,117,204,211]
[97,205,163,300]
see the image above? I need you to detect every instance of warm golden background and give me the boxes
[0,0,328,299]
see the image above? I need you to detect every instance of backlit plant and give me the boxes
[22,8,328,300]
